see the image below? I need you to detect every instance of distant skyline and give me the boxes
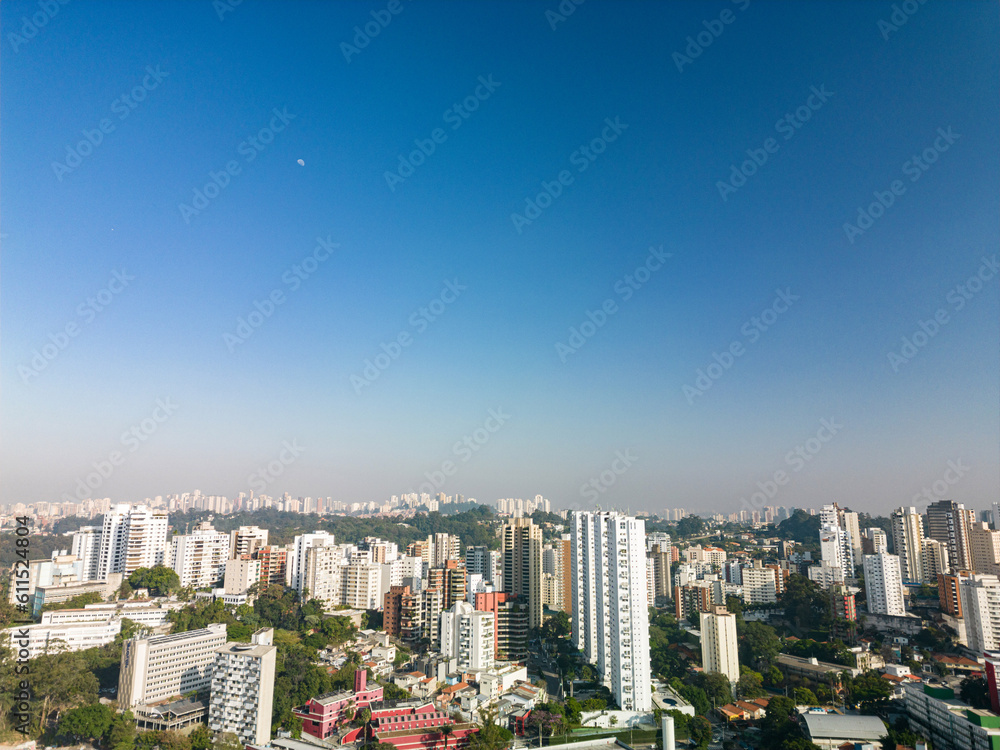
[2,0,998,515]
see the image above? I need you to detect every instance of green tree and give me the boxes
[212,733,245,750]
[961,675,991,709]
[688,716,712,750]
[792,687,818,705]
[439,723,455,750]
[676,516,706,538]
[58,703,114,743]
[740,621,780,671]
[737,667,766,699]
[468,708,514,750]
[158,731,192,750]
[189,723,213,750]
[128,565,181,597]
[107,710,138,750]
[846,671,892,713]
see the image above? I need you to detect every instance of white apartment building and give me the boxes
[922,539,951,583]
[863,553,906,616]
[700,605,740,685]
[684,545,727,567]
[440,601,495,671]
[960,574,1000,653]
[344,561,382,609]
[741,565,779,605]
[571,511,651,711]
[98,504,169,581]
[224,557,263,596]
[71,526,103,581]
[7,553,84,605]
[4,618,122,657]
[118,623,228,709]
[303,543,347,603]
[170,523,230,588]
[229,526,269,558]
[291,532,337,594]
[40,601,179,627]
[209,628,277,747]
[892,506,926,583]
[808,559,846,589]
[865,527,888,554]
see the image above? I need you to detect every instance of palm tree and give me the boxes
[440,723,455,750]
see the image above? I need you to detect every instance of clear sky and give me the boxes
[3,0,998,516]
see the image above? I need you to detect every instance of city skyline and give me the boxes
[3,1,999,515]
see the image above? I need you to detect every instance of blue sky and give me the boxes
[3,0,998,515]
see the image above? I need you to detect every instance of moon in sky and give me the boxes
[297,159,305,166]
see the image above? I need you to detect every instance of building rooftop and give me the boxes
[801,714,887,742]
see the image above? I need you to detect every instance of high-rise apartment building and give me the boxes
[383,585,410,637]
[700,605,740,686]
[291,532,337,594]
[71,526,103,582]
[648,543,672,607]
[921,539,951,583]
[229,526,269,559]
[570,511,651,711]
[224,556,262,596]
[927,500,975,572]
[892,506,926,583]
[98,504,169,581]
[255,545,288,587]
[819,504,855,581]
[501,518,542,630]
[344,560,382,609]
[970,523,1000,576]
[170,522,230,588]
[844,512,862,565]
[440,601,495,671]
[118,623,228,709]
[961,574,1000,652]
[863,527,888,555]
[209,628,277,747]
[863,553,906,616]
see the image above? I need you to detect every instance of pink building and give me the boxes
[293,669,384,740]
[297,677,478,750]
